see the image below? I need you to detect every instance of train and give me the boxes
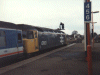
[0,21,67,62]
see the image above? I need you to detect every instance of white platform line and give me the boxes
[0,43,76,74]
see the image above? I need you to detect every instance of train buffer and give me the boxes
[0,43,100,75]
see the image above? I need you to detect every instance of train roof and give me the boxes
[17,24,65,33]
[0,21,18,29]
[0,21,65,33]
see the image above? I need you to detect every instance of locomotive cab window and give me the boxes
[0,31,6,47]
[18,33,22,43]
[27,31,34,39]
[35,32,37,38]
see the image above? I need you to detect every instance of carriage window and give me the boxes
[18,33,22,43]
[0,31,6,47]
[27,31,34,39]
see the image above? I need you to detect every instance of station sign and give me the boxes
[84,2,91,22]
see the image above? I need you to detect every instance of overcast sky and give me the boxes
[0,0,100,34]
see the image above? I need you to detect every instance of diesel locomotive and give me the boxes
[0,21,67,62]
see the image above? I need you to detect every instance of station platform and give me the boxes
[0,43,100,75]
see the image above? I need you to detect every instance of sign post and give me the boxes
[84,1,91,53]
[84,1,91,54]
[84,0,93,75]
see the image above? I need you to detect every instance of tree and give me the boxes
[94,32,97,37]
[72,30,78,35]
[91,32,97,38]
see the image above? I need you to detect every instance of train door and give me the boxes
[0,30,6,57]
[17,31,23,54]
[33,31,39,51]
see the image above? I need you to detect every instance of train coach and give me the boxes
[0,21,67,62]
[0,28,23,62]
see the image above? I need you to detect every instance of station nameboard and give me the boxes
[84,2,91,22]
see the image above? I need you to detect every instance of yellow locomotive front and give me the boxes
[23,30,39,54]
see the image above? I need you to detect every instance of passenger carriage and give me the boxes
[0,28,23,62]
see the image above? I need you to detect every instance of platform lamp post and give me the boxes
[91,11,99,47]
